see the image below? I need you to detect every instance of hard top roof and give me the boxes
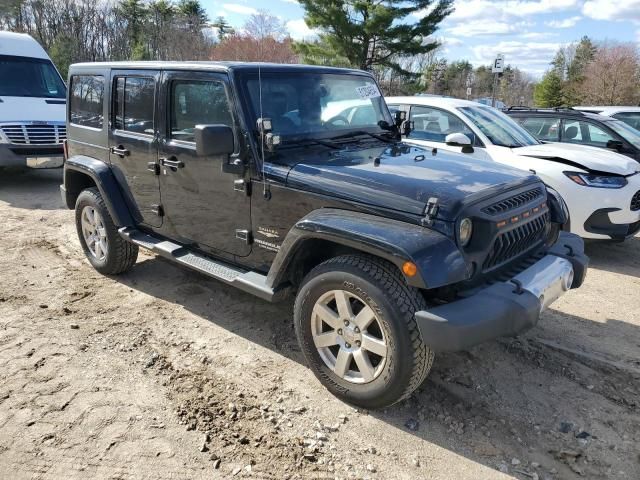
[69,61,367,76]
[386,96,482,108]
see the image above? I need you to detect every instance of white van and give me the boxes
[0,31,66,168]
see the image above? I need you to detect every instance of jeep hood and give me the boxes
[281,143,539,220]
[0,96,66,123]
[513,142,640,176]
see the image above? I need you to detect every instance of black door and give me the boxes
[109,70,162,227]
[157,71,251,257]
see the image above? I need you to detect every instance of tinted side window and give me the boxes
[518,117,560,142]
[563,120,614,147]
[408,106,476,144]
[613,112,640,131]
[113,76,155,134]
[170,80,232,142]
[70,75,104,129]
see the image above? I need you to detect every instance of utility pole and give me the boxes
[491,54,504,107]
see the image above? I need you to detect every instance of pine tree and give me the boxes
[534,71,564,107]
[212,16,234,41]
[294,0,453,75]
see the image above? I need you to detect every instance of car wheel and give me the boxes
[294,254,434,409]
[75,187,138,275]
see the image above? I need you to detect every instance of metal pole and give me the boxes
[491,73,497,107]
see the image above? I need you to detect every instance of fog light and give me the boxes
[459,218,473,247]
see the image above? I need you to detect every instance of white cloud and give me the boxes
[582,0,640,22]
[448,21,519,36]
[448,0,578,22]
[280,0,299,3]
[470,40,562,76]
[286,19,317,40]
[445,37,464,46]
[221,3,258,15]
[545,16,582,28]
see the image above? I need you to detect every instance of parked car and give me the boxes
[0,31,66,169]
[504,107,640,162]
[62,62,587,408]
[574,106,640,131]
[386,96,640,241]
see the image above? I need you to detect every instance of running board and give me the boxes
[119,227,285,302]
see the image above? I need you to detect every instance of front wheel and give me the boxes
[294,254,434,409]
[75,187,138,275]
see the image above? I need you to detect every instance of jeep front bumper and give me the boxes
[415,231,588,352]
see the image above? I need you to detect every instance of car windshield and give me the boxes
[459,106,539,148]
[608,119,640,149]
[0,55,66,98]
[241,71,393,140]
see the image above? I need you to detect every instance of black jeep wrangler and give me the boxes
[61,62,588,408]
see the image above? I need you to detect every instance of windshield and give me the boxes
[240,72,393,140]
[459,106,539,147]
[608,119,640,149]
[0,55,66,98]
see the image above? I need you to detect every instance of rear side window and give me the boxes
[113,76,155,134]
[69,75,104,129]
[170,80,232,142]
[518,117,560,142]
[613,112,640,131]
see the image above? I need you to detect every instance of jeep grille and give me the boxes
[483,212,550,271]
[482,187,543,215]
[0,123,66,145]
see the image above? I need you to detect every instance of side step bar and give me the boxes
[119,227,287,302]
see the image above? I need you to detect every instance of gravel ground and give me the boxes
[0,168,638,480]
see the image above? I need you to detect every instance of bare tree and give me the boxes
[211,34,298,64]
[243,10,286,41]
[580,43,640,105]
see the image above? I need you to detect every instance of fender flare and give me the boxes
[266,208,470,290]
[63,155,135,227]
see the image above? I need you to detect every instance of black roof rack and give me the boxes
[503,106,587,115]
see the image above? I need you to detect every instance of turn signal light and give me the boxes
[402,261,418,277]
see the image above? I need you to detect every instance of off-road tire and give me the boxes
[294,254,434,409]
[75,187,138,275]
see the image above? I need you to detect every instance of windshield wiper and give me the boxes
[282,138,341,150]
[331,130,395,144]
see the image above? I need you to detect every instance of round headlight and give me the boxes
[459,218,473,247]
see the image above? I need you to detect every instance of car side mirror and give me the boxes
[606,139,624,152]
[445,133,474,153]
[195,124,235,157]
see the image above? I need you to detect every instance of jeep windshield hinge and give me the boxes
[235,229,253,245]
[151,204,164,217]
[422,197,439,226]
[234,179,251,196]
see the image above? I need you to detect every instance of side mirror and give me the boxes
[445,132,474,153]
[195,124,234,157]
[606,139,624,152]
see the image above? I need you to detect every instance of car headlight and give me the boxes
[458,218,473,247]
[564,171,627,189]
[0,130,8,144]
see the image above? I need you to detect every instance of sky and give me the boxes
[204,0,640,77]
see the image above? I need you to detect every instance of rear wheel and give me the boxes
[75,188,138,275]
[294,254,434,409]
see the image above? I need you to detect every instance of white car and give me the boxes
[387,96,640,241]
[0,31,66,169]
[574,106,640,132]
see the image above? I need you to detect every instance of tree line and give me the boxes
[535,36,640,107]
[2,0,637,107]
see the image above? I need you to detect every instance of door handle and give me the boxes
[160,157,184,170]
[110,145,130,157]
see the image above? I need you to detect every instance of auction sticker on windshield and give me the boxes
[355,84,381,99]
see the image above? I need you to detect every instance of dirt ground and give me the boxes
[0,168,638,480]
